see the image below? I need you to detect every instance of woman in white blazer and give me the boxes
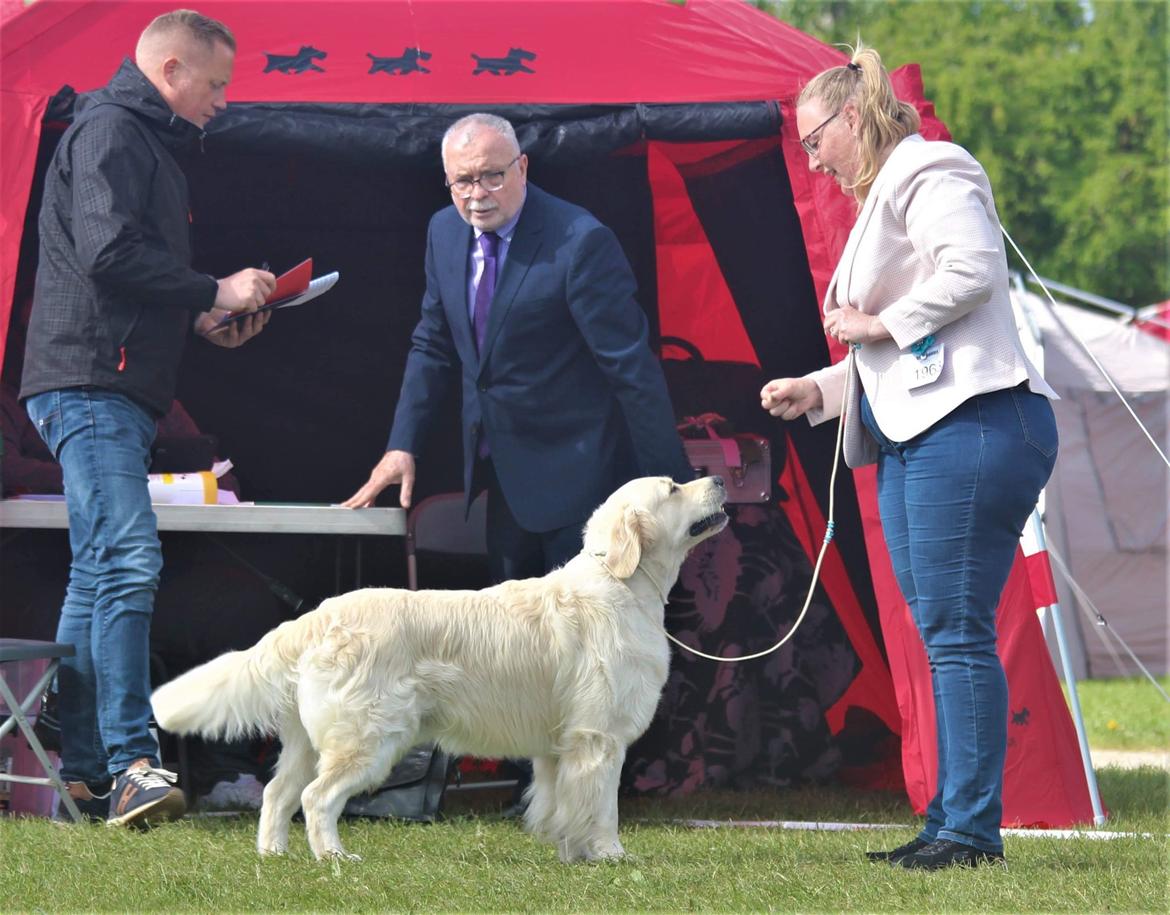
[761,46,1058,870]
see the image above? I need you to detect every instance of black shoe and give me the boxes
[55,779,113,822]
[33,690,62,753]
[897,838,1006,870]
[498,758,531,820]
[865,836,929,863]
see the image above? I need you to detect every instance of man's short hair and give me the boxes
[140,9,236,54]
[442,114,520,160]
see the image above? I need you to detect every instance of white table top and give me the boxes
[0,499,405,536]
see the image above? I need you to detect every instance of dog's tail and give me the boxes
[151,615,311,741]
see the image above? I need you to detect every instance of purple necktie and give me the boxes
[474,232,499,459]
[473,231,500,353]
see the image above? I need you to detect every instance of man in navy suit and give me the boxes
[345,113,689,581]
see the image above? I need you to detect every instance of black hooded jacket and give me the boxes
[20,58,219,417]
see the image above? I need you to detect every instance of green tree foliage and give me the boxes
[755,0,1168,305]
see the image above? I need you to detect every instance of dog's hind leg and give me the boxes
[522,755,559,843]
[301,726,416,861]
[552,731,626,863]
[258,716,316,856]
[301,740,368,861]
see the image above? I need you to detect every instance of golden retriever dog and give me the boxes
[151,475,727,862]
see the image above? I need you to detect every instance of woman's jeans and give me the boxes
[25,388,163,784]
[861,384,1057,853]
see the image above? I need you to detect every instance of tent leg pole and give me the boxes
[1045,600,1107,825]
[1030,511,1107,825]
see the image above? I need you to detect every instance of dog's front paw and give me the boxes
[318,847,362,862]
[559,835,626,863]
[559,840,624,863]
[257,843,288,857]
[584,839,625,862]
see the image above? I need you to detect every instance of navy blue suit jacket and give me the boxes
[388,184,690,532]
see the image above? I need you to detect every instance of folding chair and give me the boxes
[405,490,490,591]
[0,639,82,821]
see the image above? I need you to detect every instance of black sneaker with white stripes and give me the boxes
[106,759,187,828]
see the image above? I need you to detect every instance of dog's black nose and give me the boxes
[711,475,726,489]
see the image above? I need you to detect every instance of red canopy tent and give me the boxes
[0,0,1096,826]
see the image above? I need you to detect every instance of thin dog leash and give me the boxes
[665,349,856,663]
[666,220,1160,663]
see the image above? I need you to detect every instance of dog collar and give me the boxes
[591,553,669,605]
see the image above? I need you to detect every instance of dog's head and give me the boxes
[582,476,728,582]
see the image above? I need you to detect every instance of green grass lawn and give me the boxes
[2,768,1165,913]
[3,676,1164,911]
[1067,675,1170,751]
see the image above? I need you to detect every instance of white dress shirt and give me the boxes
[466,203,524,325]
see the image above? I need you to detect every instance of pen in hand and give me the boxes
[211,261,272,332]
[249,261,274,312]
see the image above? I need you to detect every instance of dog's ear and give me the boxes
[606,505,651,579]
[582,493,658,579]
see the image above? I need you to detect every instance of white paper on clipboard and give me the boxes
[266,271,339,311]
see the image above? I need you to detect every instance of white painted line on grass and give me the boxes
[673,820,1161,840]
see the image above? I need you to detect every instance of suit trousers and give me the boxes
[473,458,584,584]
[861,383,1057,852]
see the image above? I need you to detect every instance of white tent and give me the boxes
[1013,286,1169,679]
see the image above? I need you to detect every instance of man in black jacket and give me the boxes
[20,9,273,827]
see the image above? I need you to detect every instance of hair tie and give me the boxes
[847,62,861,72]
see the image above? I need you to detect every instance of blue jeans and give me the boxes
[861,384,1057,853]
[25,388,163,783]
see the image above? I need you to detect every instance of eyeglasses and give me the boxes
[445,156,521,198]
[799,111,840,157]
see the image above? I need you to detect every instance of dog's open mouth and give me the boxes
[689,510,728,537]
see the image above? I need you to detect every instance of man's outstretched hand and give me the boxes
[343,450,416,509]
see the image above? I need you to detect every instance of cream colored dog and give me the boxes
[151,475,727,862]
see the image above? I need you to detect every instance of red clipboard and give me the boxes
[266,257,312,306]
[211,258,312,331]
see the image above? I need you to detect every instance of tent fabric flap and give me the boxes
[1,0,844,104]
[0,90,47,367]
[776,432,899,738]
